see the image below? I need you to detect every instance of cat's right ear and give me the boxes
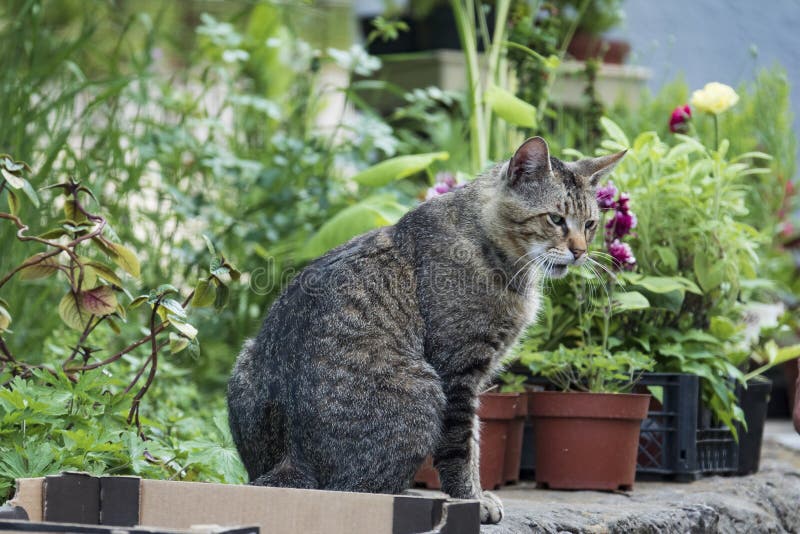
[507,137,552,186]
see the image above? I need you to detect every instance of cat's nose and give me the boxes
[570,247,586,260]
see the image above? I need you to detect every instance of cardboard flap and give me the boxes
[7,478,43,521]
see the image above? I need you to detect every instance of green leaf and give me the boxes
[64,199,87,222]
[214,283,230,311]
[58,292,92,331]
[0,168,24,189]
[0,304,11,332]
[612,290,650,312]
[709,316,738,340]
[79,286,118,316]
[169,332,190,354]
[299,196,409,259]
[7,190,19,215]
[694,254,725,292]
[129,295,148,309]
[192,279,216,307]
[107,242,141,279]
[485,84,537,128]
[201,234,216,255]
[351,152,449,187]
[20,179,39,208]
[168,315,197,340]
[18,253,60,280]
[86,261,123,287]
[600,117,630,147]
[159,298,186,319]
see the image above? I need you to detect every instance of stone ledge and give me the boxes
[483,423,800,534]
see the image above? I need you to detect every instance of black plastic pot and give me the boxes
[736,376,772,475]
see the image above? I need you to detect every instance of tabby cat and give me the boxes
[227,137,625,524]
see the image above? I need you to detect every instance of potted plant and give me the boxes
[519,346,652,490]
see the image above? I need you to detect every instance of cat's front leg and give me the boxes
[433,383,503,524]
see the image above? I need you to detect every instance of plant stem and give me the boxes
[713,113,719,152]
[452,0,487,173]
[536,0,590,124]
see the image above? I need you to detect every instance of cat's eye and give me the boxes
[585,220,596,230]
[548,213,565,226]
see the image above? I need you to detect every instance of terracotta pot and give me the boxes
[413,392,520,490]
[503,393,528,484]
[529,391,650,491]
[567,31,631,64]
[477,392,520,490]
[413,455,440,489]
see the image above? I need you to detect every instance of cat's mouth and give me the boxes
[547,263,569,278]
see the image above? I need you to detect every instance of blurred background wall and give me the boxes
[610,0,800,160]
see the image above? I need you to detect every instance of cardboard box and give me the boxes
[6,473,478,534]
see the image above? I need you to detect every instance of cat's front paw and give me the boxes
[479,491,503,524]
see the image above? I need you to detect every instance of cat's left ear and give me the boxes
[568,150,627,186]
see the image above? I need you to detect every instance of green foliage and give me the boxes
[519,345,652,393]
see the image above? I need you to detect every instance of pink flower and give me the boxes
[616,192,631,213]
[425,172,461,200]
[606,209,637,239]
[669,104,691,133]
[596,181,618,210]
[608,239,636,270]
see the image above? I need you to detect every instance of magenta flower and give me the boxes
[616,192,631,213]
[669,104,691,133]
[605,209,637,239]
[596,181,618,210]
[425,172,461,200]
[608,239,636,270]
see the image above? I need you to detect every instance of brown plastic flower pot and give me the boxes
[413,392,521,490]
[503,393,528,484]
[477,392,520,490]
[529,391,650,491]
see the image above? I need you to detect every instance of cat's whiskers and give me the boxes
[506,253,545,291]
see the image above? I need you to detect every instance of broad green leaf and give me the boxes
[64,199,87,222]
[79,286,118,316]
[86,261,123,287]
[351,152,449,187]
[108,242,141,279]
[18,253,60,280]
[0,168,24,189]
[168,316,197,340]
[20,179,39,208]
[612,290,649,312]
[600,117,629,147]
[192,279,216,307]
[485,84,537,128]
[160,298,186,319]
[694,254,725,292]
[58,292,92,331]
[299,196,409,259]
[709,316,738,340]
[169,332,190,354]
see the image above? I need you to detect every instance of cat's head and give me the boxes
[491,137,626,279]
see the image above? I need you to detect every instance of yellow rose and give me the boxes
[690,82,739,115]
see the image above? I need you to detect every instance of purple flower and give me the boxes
[616,192,631,213]
[608,239,637,271]
[425,172,461,200]
[596,180,618,210]
[605,209,637,239]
